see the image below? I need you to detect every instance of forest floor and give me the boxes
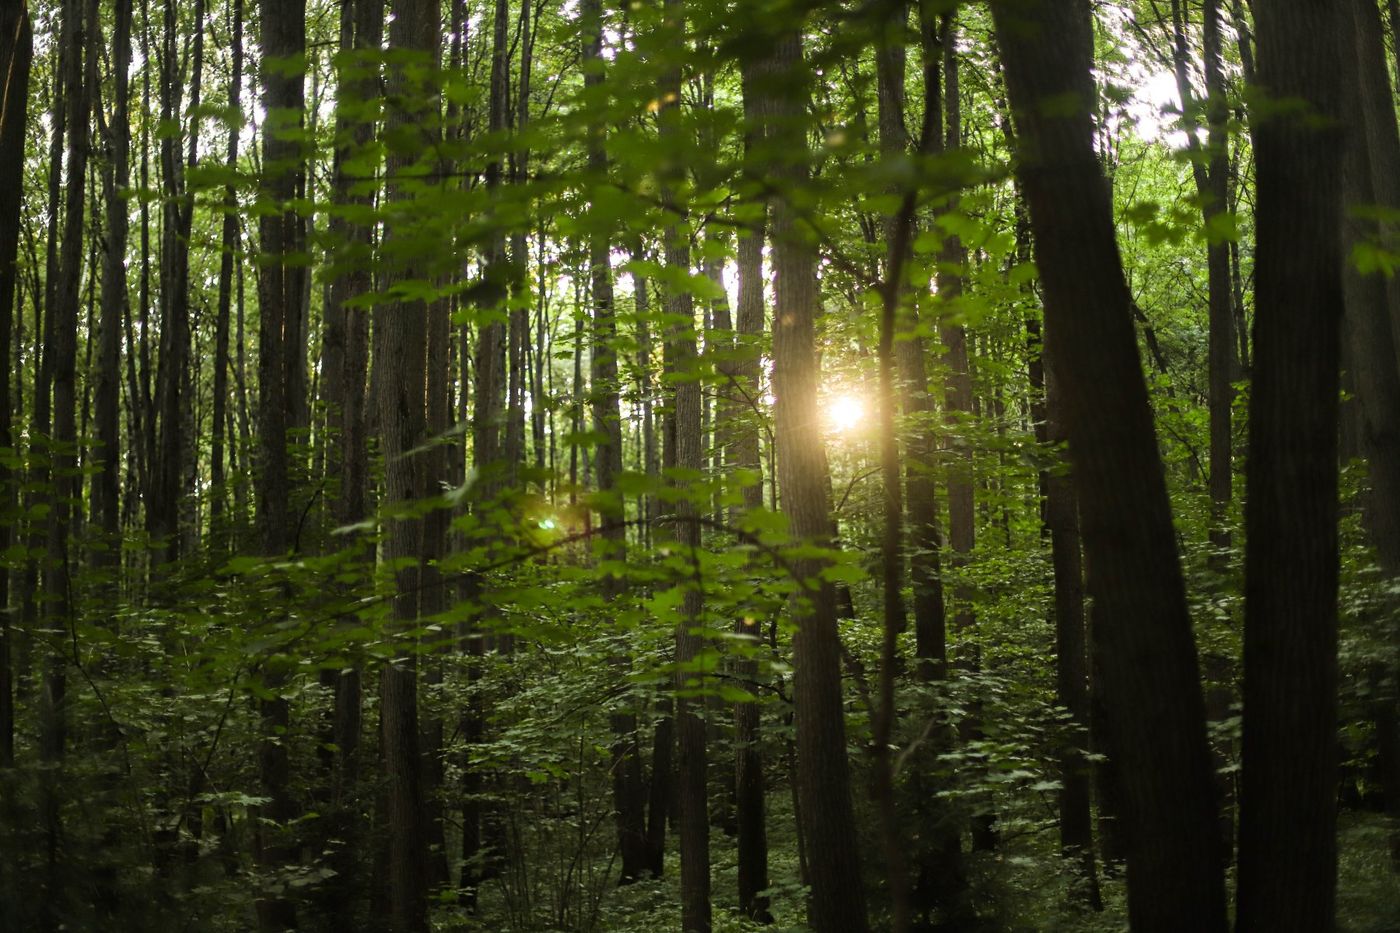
[531,808,1400,932]
[1338,812,1400,933]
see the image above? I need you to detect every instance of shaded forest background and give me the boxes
[0,0,1398,930]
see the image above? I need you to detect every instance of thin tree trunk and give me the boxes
[210,0,244,542]
[766,20,869,933]
[95,0,131,566]
[1345,0,1400,858]
[733,48,771,925]
[254,1,306,927]
[1044,360,1102,909]
[378,2,440,929]
[0,1,33,770]
[660,4,710,928]
[582,0,647,885]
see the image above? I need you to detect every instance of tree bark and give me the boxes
[95,0,131,563]
[581,0,648,885]
[659,4,711,928]
[1236,2,1346,929]
[255,0,306,927]
[0,1,32,770]
[991,1,1228,928]
[376,2,441,929]
[766,20,869,933]
[733,47,772,925]
[210,0,244,542]
[1345,0,1400,859]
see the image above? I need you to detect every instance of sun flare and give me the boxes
[826,393,867,434]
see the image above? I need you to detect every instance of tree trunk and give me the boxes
[210,0,244,543]
[581,0,648,885]
[1236,2,1346,930]
[659,4,711,928]
[377,3,440,929]
[733,47,771,925]
[0,1,32,770]
[1345,0,1400,858]
[95,0,131,564]
[991,1,1228,928]
[255,0,306,927]
[1044,361,1101,908]
[766,21,869,933]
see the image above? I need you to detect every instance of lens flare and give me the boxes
[827,393,866,434]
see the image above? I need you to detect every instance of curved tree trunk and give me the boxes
[991,1,1228,927]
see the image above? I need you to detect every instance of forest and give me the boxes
[0,0,1397,929]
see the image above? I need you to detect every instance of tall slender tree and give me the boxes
[95,0,132,565]
[377,0,441,927]
[255,0,306,927]
[732,45,772,924]
[210,0,244,540]
[0,0,33,771]
[582,0,647,884]
[659,3,710,928]
[765,12,869,932]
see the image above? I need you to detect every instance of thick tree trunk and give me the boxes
[991,1,1228,928]
[1236,3,1346,930]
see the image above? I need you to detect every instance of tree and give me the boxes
[210,0,244,540]
[377,0,442,927]
[95,0,132,564]
[733,41,772,924]
[0,0,32,771]
[255,0,306,927]
[765,13,869,933]
[659,4,711,928]
[1237,1,1346,928]
[991,0,1228,927]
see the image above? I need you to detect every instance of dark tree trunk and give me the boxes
[95,0,131,563]
[255,1,306,928]
[733,48,771,925]
[210,0,244,542]
[991,1,1228,928]
[45,0,96,768]
[581,0,647,885]
[151,0,204,563]
[377,2,440,929]
[1236,2,1346,930]
[1345,0,1400,858]
[1044,361,1102,909]
[321,0,381,921]
[0,1,33,770]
